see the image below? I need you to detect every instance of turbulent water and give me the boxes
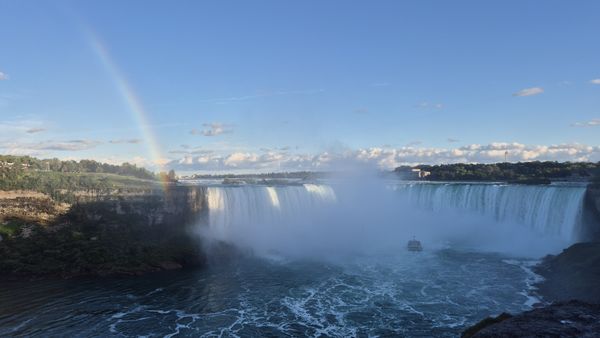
[0,181,588,337]
[0,253,540,337]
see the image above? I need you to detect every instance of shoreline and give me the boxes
[462,242,600,336]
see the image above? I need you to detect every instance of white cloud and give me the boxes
[513,87,544,97]
[109,138,142,144]
[0,139,102,154]
[417,102,443,109]
[191,123,233,137]
[26,128,46,134]
[164,142,600,172]
[0,72,8,80]
[571,118,600,127]
[0,119,45,134]
[224,152,259,167]
[590,79,600,85]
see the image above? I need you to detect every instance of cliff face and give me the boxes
[67,185,207,228]
[582,184,600,241]
[534,242,600,304]
[0,191,69,226]
[0,185,209,278]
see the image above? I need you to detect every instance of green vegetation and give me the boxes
[0,155,198,278]
[1,155,160,202]
[0,190,206,278]
[158,169,178,183]
[396,161,600,182]
[0,155,155,179]
[0,221,203,277]
[0,220,23,237]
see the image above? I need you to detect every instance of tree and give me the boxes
[168,170,176,182]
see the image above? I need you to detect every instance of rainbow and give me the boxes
[85,30,171,189]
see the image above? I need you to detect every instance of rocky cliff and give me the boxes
[0,185,208,278]
[534,242,600,304]
[582,184,600,241]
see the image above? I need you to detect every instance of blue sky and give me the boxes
[1,1,599,172]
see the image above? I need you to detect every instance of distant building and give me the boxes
[418,169,431,178]
[0,162,31,170]
[395,167,431,180]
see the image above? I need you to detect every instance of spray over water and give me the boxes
[198,175,585,259]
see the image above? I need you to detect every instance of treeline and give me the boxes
[0,155,159,201]
[397,161,600,182]
[0,155,155,180]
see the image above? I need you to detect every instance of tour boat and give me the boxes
[407,238,423,252]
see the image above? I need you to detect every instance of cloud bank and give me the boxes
[165,142,600,172]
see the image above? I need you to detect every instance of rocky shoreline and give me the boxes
[462,300,600,337]
[462,242,600,337]
[535,242,600,304]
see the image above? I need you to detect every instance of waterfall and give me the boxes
[206,184,336,240]
[392,182,586,241]
[201,181,586,256]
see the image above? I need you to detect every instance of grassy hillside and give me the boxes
[1,155,160,202]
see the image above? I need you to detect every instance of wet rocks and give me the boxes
[535,242,600,304]
[462,300,600,337]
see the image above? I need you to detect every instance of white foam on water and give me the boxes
[503,259,546,307]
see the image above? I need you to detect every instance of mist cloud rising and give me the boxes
[198,176,571,260]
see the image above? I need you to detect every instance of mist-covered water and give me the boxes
[0,179,586,337]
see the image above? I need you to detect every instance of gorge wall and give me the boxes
[0,185,208,277]
[582,184,600,241]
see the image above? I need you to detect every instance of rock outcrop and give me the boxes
[463,240,600,337]
[462,301,600,337]
[534,242,600,304]
[582,184,600,241]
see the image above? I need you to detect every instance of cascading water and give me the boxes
[205,184,336,247]
[392,182,587,242]
[203,181,587,256]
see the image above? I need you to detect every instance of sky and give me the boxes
[1,0,599,173]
